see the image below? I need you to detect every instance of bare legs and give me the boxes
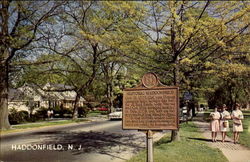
[233,132,240,144]
[221,132,226,142]
[233,132,237,143]
[211,132,217,142]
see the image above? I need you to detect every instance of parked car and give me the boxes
[108,108,122,120]
[180,106,188,122]
[97,107,109,111]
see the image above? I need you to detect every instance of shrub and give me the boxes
[34,107,48,120]
[101,111,108,115]
[19,110,29,120]
[63,108,73,115]
[78,106,90,117]
[8,108,29,124]
[53,105,64,118]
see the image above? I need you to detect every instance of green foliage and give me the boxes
[8,108,29,124]
[205,56,250,108]
[34,107,48,120]
[124,1,250,107]
[20,54,68,86]
[10,1,250,122]
[78,106,90,118]
[62,109,73,117]
[86,111,102,117]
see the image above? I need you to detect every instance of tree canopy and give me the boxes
[1,1,249,132]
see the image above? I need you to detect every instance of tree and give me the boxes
[121,1,250,141]
[205,52,250,110]
[21,1,145,119]
[101,60,123,112]
[0,0,63,130]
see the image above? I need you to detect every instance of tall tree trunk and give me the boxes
[102,63,115,113]
[110,89,114,112]
[0,61,11,130]
[229,85,234,111]
[171,56,180,141]
[0,0,11,130]
[72,92,80,119]
[107,82,114,113]
[60,102,64,118]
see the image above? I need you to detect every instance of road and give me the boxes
[0,120,165,162]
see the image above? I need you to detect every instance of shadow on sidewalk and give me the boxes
[188,137,212,142]
[188,137,232,143]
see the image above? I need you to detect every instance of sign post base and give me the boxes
[147,130,154,162]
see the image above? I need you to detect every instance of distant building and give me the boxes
[8,83,85,113]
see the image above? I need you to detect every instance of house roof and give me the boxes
[9,83,85,102]
[43,83,74,91]
[8,88,29,101]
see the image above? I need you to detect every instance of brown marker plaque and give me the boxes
[122,73,179,130]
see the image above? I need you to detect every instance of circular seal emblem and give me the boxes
[142,73,158,88]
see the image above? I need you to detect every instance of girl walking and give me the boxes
[220,104,231,142]
[210,106,220,142]
[231,103,244,144]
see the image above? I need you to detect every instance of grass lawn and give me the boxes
[0,119,89,134]
[227,110,250,148]
[87,111,103,117]
[128,122,228,162]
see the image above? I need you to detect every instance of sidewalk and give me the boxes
[193,112,250,162]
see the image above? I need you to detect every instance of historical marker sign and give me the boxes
[123,73,179,130]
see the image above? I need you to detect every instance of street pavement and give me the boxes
[0,119,165,162]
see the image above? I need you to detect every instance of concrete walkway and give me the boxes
[193,112,250,162]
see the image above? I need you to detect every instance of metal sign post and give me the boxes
[147,130,154,162]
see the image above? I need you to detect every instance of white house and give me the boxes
[8,83,85,113]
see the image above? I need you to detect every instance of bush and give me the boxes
[53,105,61,114]
[34,107,48,120]
[52,105,64,118]
[52,106,73,118]
[19,110,29,120]
[63,108,73,116]
[8,108,29,124]
[85,102,99,110]
[78,106,90,117]
[28,115,40,122]
[101,111,109,115]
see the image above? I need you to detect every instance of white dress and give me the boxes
[232,110,244,132]
[210,112,220,132]
[220,110,230,132]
